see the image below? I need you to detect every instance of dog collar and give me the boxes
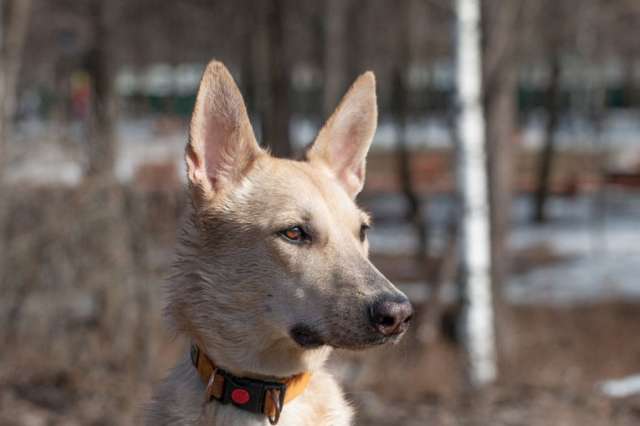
[190,344,311,425]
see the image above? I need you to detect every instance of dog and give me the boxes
[146,61,413,426]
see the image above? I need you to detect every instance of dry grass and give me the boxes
[1,184,639,425]
[0,183,183,425]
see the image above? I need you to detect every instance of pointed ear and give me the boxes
[306,71,377,198]
[186,61,263,200]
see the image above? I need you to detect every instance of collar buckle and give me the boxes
[266,385,286,425]
[219,369,288,421]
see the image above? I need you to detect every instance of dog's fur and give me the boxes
[146,61,411,426]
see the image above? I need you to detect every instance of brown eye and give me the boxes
[360,224,370,242]
[280,226,310,243]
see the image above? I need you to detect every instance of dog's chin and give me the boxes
[290,324,326,349]
[290,323,407,351]
[333,331,407,350]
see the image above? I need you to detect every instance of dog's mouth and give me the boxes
[290,324,326,349]
[289,323,408,350]
[339,330,407,350]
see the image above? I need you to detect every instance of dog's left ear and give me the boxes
[306,71,377,198]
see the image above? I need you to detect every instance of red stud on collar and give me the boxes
[231,388,251,405]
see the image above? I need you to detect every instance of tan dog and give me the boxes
[146,61,413,426]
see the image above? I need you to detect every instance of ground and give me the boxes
[348,303,640,425]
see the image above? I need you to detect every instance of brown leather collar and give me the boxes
[190,344,311,425]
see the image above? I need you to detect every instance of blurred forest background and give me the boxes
[1,0,640,425]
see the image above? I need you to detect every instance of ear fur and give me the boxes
[186,60,263,200]
[306,71,378,198]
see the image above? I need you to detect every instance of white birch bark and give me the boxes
[455,0,497,387]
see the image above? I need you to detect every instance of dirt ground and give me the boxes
[1,303,639,426]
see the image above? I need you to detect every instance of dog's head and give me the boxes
[168,61,412,376]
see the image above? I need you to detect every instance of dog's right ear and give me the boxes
[186,61,263,200]
[306,72,377,199]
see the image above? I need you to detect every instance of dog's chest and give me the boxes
[201,384,352,426]
[147,360,352,426]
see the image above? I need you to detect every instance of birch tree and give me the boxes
[455,0,497,387]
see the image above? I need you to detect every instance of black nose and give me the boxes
[368,296,413,337]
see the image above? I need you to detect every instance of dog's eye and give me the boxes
[280,226,310,243]
[360,224,370,242]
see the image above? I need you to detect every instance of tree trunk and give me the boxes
[0,0,32,176]
[391,0,428,265]
[86,0,116,181]
[532,56,561,223]
[345,0,363,81]
[263,0,291,157]
[417,219,458,343]
[482,0,522,368]
[0,0,33,327]
[323,0,347,116]
[241,34,256,118]
[455,0,497,387]
[240,0,258,117]
[392,70,428,263]
[2,0,32,137]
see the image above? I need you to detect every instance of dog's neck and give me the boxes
[185,330,332,381]
[190,343,311,384]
